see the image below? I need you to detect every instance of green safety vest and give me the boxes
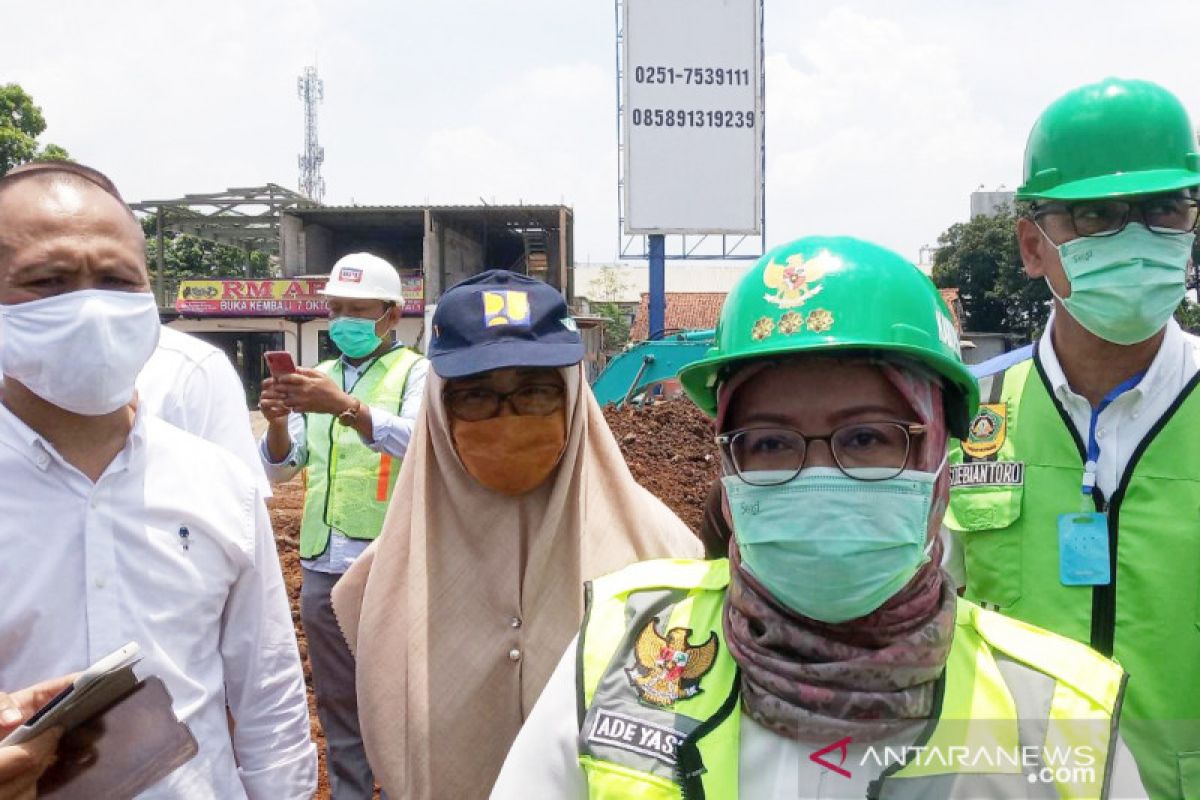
[299,347,420,558]
[946,353,1200,798]
[577,558,1124,799]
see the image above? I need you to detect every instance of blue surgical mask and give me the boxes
[722,464,941,623]
[329,313,385,358]
[1043,224,1193,345]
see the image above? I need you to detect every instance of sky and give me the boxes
[5,0,1200,269]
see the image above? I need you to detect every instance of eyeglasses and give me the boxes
[1031,195,1199,238]
[443,384,565,421]
[715,422,926,485]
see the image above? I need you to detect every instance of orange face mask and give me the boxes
[451,412,568,496]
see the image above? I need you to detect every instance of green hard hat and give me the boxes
[1016,77,1200,201]
[678,236,979,439]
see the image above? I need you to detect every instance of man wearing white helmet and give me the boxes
[259,252,427,800]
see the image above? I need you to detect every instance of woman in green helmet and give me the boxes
[491,236,1144,799]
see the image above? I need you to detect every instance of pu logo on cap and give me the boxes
[483,291,531,328]
[340,267,364,282]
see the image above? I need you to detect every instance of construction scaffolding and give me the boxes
[131,183,315,305]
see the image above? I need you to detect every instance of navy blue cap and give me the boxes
[429,269,584,379]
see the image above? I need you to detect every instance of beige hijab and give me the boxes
[332,365,701,799]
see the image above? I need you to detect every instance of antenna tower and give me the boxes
[297,66,326,203]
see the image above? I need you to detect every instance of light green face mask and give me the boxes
[722,465,939,623]
[329,311,386,358]
[1043,224,1193,345]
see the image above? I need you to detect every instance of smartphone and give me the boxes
[1,642,142,746]
[263,350,297,378]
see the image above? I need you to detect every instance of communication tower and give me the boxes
[297,66,326,204]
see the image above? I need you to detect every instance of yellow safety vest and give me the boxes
[946,354,1200,798]
[577,559,1125,799]
[299,347,420,558]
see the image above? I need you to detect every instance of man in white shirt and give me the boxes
[0,210,270,494]
[944,78,1200,797]
[0,161,316,798]
[259,252,427,800]
[138,325,271,496]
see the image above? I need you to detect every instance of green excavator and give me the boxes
[589,329,715,407]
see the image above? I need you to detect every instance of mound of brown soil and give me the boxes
[601,398,719,532]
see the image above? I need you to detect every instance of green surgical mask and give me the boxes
[1044,224,1193,345]
[329,312,386,358]
[722,465,939,623]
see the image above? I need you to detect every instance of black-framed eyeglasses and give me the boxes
[443,384,565,421]
[715,422,926,485]
[1031,194,1199,238]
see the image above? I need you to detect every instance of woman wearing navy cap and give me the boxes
[333,270,701,799]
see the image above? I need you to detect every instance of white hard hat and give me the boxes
[320,253,404,302]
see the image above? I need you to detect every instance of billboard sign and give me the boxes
[622,0,763,235]
[175,277,425,317]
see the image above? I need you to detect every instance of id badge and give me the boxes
[1057,512,1111,586]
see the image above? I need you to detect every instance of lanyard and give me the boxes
[1079,371,1145,508]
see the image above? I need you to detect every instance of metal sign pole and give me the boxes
[648,234,665,339]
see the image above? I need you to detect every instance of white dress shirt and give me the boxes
[0,405,316,799]
[946,317,1200,587]
[1036,316,1200,499]
[259,348,427,574]
[491,638,1147,799]
[136,325,272,497]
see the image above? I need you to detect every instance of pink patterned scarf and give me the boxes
[717,355,957,741]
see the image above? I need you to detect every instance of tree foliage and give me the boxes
[932,204,1200,338]
[588,266,632,352]
[931,205,1050,341]
[1177,297,1200,334]
[0,84,70,176]
[140,217,274,281]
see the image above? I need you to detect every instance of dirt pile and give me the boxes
[267,480,334,800]
[602,398,719,532]
[267,396,716,799]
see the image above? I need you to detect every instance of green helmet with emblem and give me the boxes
[677,236,979,438]
[1016,77,1200,201]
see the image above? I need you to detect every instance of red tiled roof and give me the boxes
[628,287,964,341]
[629,292,727,341]
[938,288,963,333]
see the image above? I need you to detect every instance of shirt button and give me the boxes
[1096,429,1105,438]
[508,648,522,662]
[35,454,49,469]
[94,576,106,589]
[510,617,522,629]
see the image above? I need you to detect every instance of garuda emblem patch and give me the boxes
[762,252,837,309]
[625,621,718,708]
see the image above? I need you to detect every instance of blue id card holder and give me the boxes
[1058,512,1111,586]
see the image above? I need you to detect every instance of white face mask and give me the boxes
[1,290,161,415]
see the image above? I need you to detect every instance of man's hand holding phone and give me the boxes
[260,352,297,424]
[0,675,76,800]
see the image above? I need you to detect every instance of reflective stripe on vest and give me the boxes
[578,559,739,800]
[577,559,1123,800]
[299,347,419,558]
[946,351,1200,797]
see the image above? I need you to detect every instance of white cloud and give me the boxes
[401,62,615,258]
[3,0,1200,268]
[763,7,1013,261]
